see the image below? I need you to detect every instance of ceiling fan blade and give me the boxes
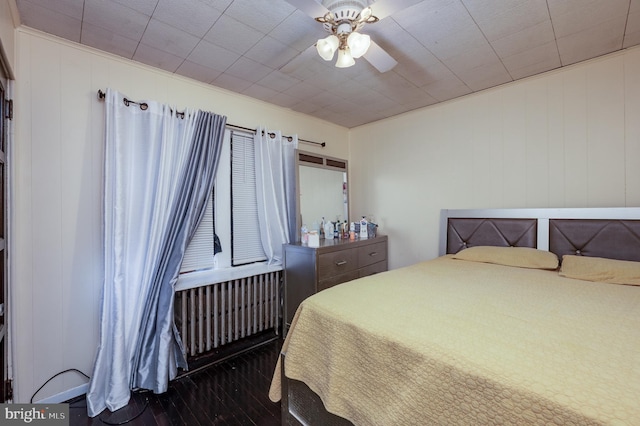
[370,0,423,20]
[284,0,329,19]
[363,40,398,73]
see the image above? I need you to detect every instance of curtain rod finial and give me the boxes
[98,89,105,100]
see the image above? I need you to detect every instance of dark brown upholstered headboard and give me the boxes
[549,219,640,262]
[440,208,640,259]
[446,218,537,254]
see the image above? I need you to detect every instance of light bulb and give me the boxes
[359,7,372,22]
[316,35,339,61]
[335,48,355,68]
[347,31,371,58]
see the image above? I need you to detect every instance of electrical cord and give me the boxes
[30,369,150,425]
[30,368,90,403]
[98,398,149,425]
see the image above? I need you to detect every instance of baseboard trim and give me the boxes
[36,383,88,404]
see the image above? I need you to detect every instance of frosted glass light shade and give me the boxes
[347,31,370,58]
[316,35,339,61]
[335,48,355,68]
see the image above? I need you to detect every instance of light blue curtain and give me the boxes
[87,89,226,417]
[254,127,298,264]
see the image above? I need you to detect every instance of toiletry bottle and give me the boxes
[319,217,325,238]
[324,220,334,239]
[360,216,368,239]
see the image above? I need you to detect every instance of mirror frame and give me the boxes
[295,150,349,242]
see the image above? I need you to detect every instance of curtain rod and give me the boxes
[97,89,326,148]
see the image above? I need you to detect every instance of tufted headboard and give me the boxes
[440,208,640,261]
[549,219,640,262]
[446,218,537,254]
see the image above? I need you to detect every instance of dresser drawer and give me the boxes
[318,249,358,278]
[357,240,387,268]
[359,260,387,278]
[318,270,359,292]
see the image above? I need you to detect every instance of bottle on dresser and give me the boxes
[360,216,368,239]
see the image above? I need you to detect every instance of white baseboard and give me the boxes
[35,383,87,404]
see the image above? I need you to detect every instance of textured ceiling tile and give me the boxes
[269,92,300,108]
[140,19,200,58]
[204,15,265,55]
[83,0,151,41]
[186,39,240,72]
[176,60,222,84]
[465,0,549,41]
[14,0,640,128]
[441,43,500,74]
[456,61,512,91]
[557,16,627,65]
[225,0,296,34]
[282,81,325,100]
[81,22,139,59]
[242,84,279,102]
[224,57,273,83]
[290,101,321,115]
[625,1,640,48]
[244,36,302,70]
[257,71,301,93]
[501,41,561,79]
[18,0,84,19]
[17,0,82,42]
[153,0,223,38]
[306,90,344,108]
[395,0,486,59]
[212,73,253,92]
[268,9,325,52]
[490,20,556,59]
[111,0,158,16]
[422,75,472,101]
[133,43,185,73]
[549,0,630,38]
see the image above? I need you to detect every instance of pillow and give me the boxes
[559,255,640,286]
[452,246,559,270]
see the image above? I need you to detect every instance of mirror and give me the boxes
[296,150,348,240]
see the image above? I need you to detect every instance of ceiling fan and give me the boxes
[284,0,413,73]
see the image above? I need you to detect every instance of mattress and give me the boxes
[269,256,640,425]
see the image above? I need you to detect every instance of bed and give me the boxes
[269,208,640,425]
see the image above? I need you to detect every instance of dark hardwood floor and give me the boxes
[68,338,283,425]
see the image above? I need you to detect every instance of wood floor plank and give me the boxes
[69,339,283,426]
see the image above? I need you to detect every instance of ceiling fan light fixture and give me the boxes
[359,7,372,22]
[347,31,370,58]
[335,48,355,68]
[316,34,339,61]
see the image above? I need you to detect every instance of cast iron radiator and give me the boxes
[175,271,281,357]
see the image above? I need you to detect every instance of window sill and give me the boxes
[176,262,283,292]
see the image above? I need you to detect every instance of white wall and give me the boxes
[349,46,640,270]
[12,27,349,403]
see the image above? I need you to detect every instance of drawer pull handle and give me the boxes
[335,260,348,266]
[369,252,378,257]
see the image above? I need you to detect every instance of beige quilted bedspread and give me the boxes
[269,256,640,425]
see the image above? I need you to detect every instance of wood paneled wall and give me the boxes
[349,46,640,269]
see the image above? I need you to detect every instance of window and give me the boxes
[180,128,266,273]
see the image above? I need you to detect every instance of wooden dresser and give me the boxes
[283,235,388,334]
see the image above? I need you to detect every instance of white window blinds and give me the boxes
[231,131,266,265]
[180,191,215,273]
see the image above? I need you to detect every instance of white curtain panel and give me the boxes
[87,89,225,417]
[254,127,298,264]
